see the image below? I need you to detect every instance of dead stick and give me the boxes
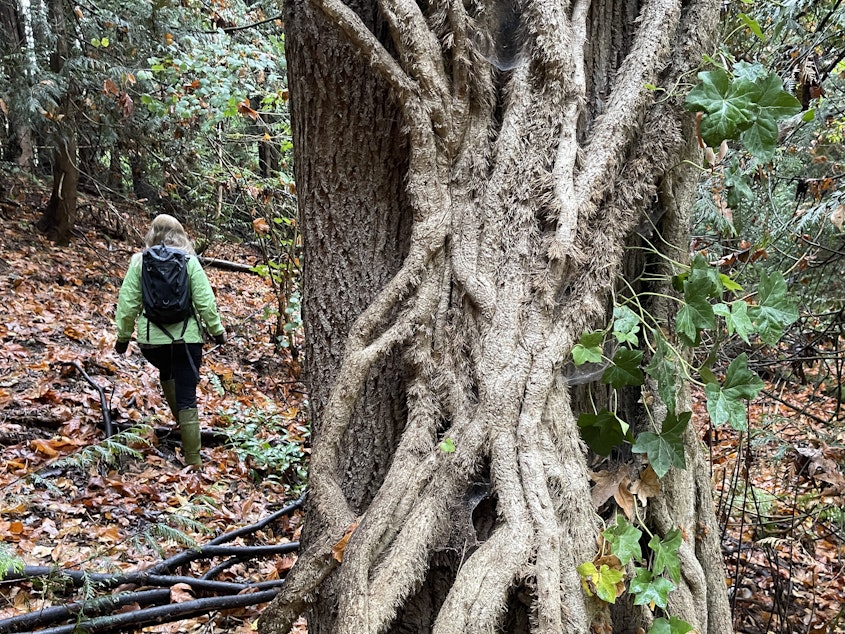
[0,589,170,634]
[2,544,299,587]
[15,589,279,634]
[63,361,113,437]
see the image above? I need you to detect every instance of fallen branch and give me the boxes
[0,496,305,633]
[14,588,280,634]
[0,589,170,633]
[200,257,261,274]
[0,545,300,589]
[62,361,113,438]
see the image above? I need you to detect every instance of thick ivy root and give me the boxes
[259,0,731,630]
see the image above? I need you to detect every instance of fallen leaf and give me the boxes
[170,582,195,603]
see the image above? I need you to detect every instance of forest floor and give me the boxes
[0,172,307,633]
[0,171,844,634]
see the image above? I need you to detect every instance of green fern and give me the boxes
[49,426,151,472]
[0,543,24,580]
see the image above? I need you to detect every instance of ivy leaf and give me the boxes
[632,411,690,478]
[688,254,723,297]
[613,306,640,346]
[705,354,764,429]
[646,330,677,412]
[629,567,676,609]
[577,561,625,604]
[718,273,743,293]
[684,69,754,146]
[648,616,695,634]
[603,515,642,564]
[740,114,779,162]
[741,73,802,160]
[601,348,644,389]
[676,276,715,345]
[737,13,765,41]
[748,270,799,345]
[713,300,753,343]
[649,528,683,583]
[573,331,604,366]
[578,410,628,456]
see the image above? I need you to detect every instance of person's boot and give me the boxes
[160,379,178,420]
[178,408,202,467]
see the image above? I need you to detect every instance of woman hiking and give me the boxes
[114,214,226,468]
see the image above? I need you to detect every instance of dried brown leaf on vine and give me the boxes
[590,469,627,510]
[614,477,635,520]
[630,465,661,507]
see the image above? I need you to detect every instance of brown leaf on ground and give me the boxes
[170,582,195,603]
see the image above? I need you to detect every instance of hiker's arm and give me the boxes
[115,254,143,342]
[189,258,224,337]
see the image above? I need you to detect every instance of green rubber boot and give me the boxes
[178,408,202,467]
[160,379,178,420]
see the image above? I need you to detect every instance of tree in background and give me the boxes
[257,0,756,631]
[0,0,294,248]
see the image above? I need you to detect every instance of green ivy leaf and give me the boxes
[603,515,642,565]
[737,13,765,41]
[439,438,456,453]
[648,616,695,634]
[684,69,754,146]
[748,270,799,345]
[632,411,690,478]
[613,306,640,346]
[649,529,683,583]
[713,300,753,343]
[573,331,604,366]
[645,330,676,413]
[676,276,715,345]
[577,561,624,604]
[578,410,628,456]
[601,348,644,389]
[718,273,743,293]
[629,567,676,608]
[705,353,764,429]
[688,254,723,297]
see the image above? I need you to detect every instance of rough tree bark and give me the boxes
[37,0,78,246]
[259,0,731,630]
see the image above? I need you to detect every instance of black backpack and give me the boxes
[141,244,193,340]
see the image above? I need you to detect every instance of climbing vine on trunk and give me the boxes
[258,0,741,631]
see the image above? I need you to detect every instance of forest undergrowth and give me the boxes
[0,173,308,633]
[0,172,843,633]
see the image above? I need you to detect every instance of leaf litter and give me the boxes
[0,186,307,633]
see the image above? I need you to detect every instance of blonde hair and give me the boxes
[144,214,195,255]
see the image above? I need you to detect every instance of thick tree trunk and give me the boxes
[259,0,730,631]
[37,0,78,245]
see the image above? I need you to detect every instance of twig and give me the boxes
[63,361,112,437]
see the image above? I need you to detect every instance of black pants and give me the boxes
[141,343,203,411]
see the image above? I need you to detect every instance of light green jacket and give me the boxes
[115,251,224,345]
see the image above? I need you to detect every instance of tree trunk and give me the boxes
[0,0,35,169]
[259,0,731,631]
[37,0,77,245]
